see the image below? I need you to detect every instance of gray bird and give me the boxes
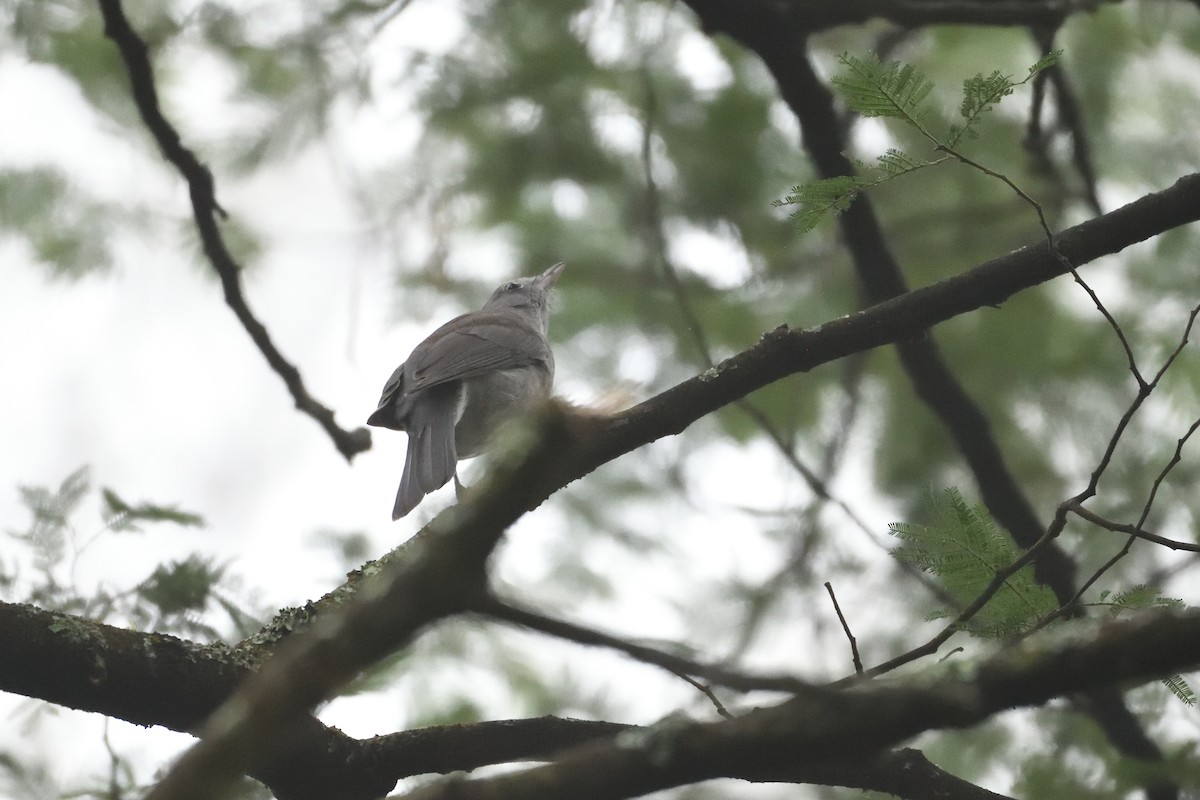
[368,263,564,519]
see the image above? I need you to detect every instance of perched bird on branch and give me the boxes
[368,263,565,519]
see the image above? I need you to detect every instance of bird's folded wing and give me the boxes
[372,363,406,410]
[407,313,551,392]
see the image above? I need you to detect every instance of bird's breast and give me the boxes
[454,363,553,458]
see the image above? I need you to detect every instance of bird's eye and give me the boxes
[504,282,521,292]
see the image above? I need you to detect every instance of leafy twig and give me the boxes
[848,513,1067,683]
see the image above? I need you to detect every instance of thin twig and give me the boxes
[671,672,735,719]
[478,595,811,694]
[824,582,863,676]
[848,521,1063,683]
[1034,302,1200,625]
[1067,502,1200,553]
[1042,414,1200,629]
[935,143,1143,387]
[1076,298,1200,500]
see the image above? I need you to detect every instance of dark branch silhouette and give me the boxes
[96,0,371,461]
[395,609,1200,800]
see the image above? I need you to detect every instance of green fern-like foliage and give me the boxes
[779,50,1060,230]
[1097,585,1183,615]
[774,176,864,234]
[952,70,1015,143]
[833,54,934,127]
[6,467,260,640]
[102,487,206,531]
[1160,674,1197,707]
[776,149,941,231]
[1097,586,1195,706]
[889,488,1058,638]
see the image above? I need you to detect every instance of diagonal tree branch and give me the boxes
[96,0,371,461]
[582,172,1200,487]
[791,0,1071,32]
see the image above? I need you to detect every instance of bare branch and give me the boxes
[825,582,864,676]
[779,0,1073,33]
[96,0,371,461]
[1052,414,1200,624]
[0,600,1014,800]
[479,596,811,694]
[398,610,1200,800]
[1034,300,1200,627]
[1067,501,1200,553]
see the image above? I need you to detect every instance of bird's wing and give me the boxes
[366,362,408,428]
[374,363,406,406]
[406,312,551,393]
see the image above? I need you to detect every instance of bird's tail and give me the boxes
[393,386,460,519]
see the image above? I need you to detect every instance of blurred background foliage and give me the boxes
[3,0,1200,798]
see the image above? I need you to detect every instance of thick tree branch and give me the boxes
[0,597,620,797]
[790,0,1071,32]
[579,173,1200,498]
[0,600,245,731]
[0,600,388,800]
[0,600,1010,800]
[398,610,1200,800]
[95,0,371,461]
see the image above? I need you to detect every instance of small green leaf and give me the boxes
[101,487,206,532]
[138,556,224,616]
[960,71,1015,122]
[1100,584,1184,616]
[890,488,1057,638]
[833,53,934,124]
[876,148,933,176]
[1027,50,1062,77]
[0,167,123,278]
[776,176,864,233]
[1161,674,1196,706]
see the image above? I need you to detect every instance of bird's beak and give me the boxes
[535,262,566,290]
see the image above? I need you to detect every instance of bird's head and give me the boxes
[482,262,565,331]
